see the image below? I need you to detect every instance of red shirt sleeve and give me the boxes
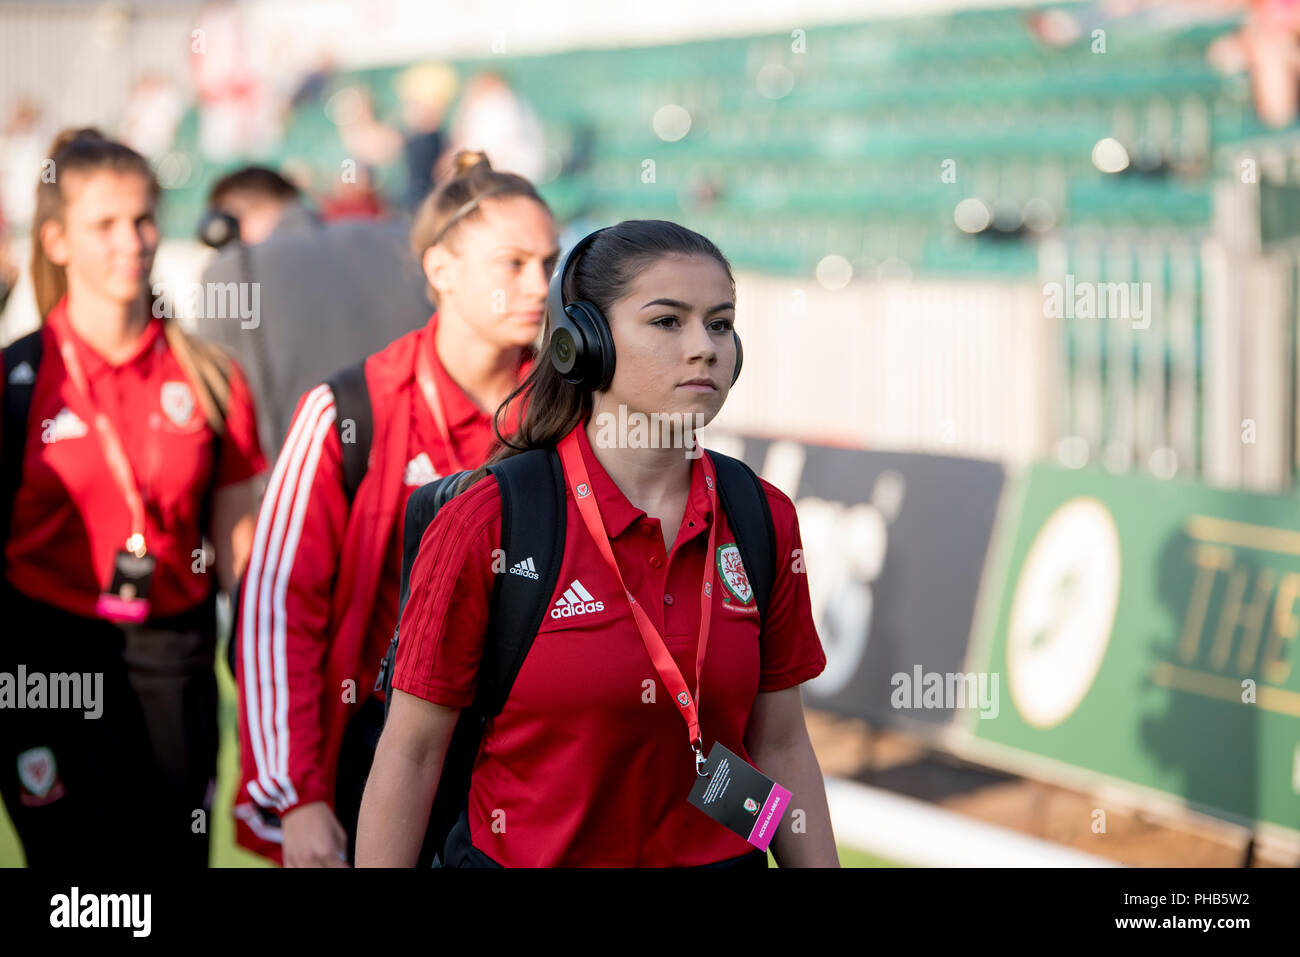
[756,480,827,693]
[391,475,501,709]
[214,357,266,488]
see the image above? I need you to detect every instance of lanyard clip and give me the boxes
[692,739,709,777]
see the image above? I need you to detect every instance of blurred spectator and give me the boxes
[1207,0,1300,128]
[395,62,458,212]
[441,71,545,182]
[198,166,429,460]
[333,85,404,170]
[0,98,50,236]
[318,165,389,223]
[119,73,185,160]
[191,0,267,160]
[0,200,15,317]
[1029,0,1240,46]
[1029,0,1300,129]
[290,49,337,112]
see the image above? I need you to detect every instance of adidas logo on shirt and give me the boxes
[509,556,540,580]
[550,579,605,619]
[8,360,35,385]
[41,407,89,444]
[403,452,439,487]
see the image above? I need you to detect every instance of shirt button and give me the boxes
[641,525,654,537]
[663,594,674,605]
[650,556,663,569]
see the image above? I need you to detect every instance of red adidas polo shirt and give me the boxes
[3,297,266,619]
[392,421,826,867]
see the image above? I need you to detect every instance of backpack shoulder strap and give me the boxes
[397,469,474,616]
[325,360,373,503]
[474,447,566,716]
[709,451,777,628]
[1,330,44,572]
[376,468,473,708]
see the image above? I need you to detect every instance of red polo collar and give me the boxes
[571,417,713,541]
[45,294,164,379]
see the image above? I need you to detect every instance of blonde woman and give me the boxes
[0,128,265,867]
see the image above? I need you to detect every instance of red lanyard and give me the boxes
[557,425,719,773]
[414,341,466,474]
[56,317,158,559]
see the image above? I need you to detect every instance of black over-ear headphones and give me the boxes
[197,209,241,249]
[547,227,742,392]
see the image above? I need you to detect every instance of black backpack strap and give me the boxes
[375,469,475,708]
[709,451,777,628]
[1,330,43,578]
[325,361,373,504]
[419,447,563,865]
[474,447,566,715]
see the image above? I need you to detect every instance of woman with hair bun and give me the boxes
[234,150,557,866]
[0,128,266,867]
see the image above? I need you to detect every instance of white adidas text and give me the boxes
[509,557,540,580]
[551,579,604,619]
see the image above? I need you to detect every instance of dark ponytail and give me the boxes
[466,219,735,487]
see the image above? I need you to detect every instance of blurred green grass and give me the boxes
[0,639,897,868]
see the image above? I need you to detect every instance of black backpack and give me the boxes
[373,441,778,867]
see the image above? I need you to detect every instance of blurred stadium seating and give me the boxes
[137,4,1300,493]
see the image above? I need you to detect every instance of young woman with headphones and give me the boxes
[233,151,558,866]
[0,128,265,867]
[357,220,838,867]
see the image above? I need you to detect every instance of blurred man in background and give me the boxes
[198,166,430,461]
[395,62,458,212]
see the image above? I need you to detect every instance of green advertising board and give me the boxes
[961,463,1300,838]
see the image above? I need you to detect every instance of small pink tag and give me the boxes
[746,783,792,851]
[96,593,150,623]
